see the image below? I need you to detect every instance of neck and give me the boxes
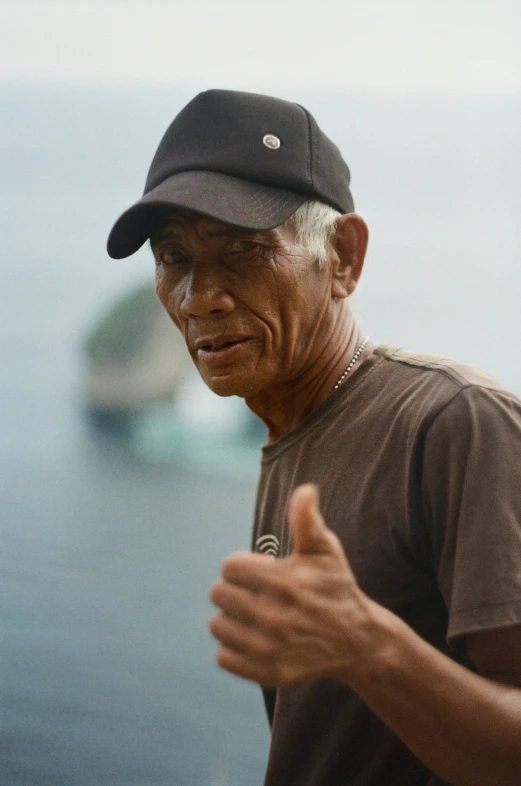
[245,312,366,444]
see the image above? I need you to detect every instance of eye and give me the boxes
[227,239,260,255]
[157,247,189,266]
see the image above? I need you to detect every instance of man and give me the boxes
[107,90,521,785]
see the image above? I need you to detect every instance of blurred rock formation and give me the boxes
[83,283,190,417]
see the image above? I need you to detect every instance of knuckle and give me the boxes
[209,581,223,605]
[215,647,229,669]
[220,555,236,580]
[266,610,289,638]
[292,564,316,587]
[256,638,277,658]
[208,613,222,637]
[273,576,299,603]
[221,551,249,579]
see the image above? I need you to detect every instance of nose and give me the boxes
[179,259,235,319]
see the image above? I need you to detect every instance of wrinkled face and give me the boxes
[151,213,335,398]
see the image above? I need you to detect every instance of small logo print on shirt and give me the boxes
[255,534,280,557]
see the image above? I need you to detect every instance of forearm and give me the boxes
[344,604,521,786]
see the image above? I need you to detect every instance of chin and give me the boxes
[201,371,261,399]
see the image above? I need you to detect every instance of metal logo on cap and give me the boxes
[263,134,281,150]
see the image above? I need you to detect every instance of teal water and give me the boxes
[1,439,269,785]
[1,84,520,785]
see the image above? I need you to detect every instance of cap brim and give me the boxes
[107,170,308,259]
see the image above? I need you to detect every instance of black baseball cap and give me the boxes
[107,89,355,259]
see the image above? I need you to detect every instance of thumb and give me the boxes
[288,483,345,559]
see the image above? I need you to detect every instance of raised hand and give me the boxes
[209,483,384,687]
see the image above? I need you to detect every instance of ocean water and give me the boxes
[1,84,520,785]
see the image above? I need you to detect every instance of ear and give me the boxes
[330,214,369,299]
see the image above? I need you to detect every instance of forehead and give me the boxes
[150,211,274,243]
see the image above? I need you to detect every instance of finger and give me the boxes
[221,550,278,590]
[210,580,294,640]
[210,580,259,624]
[215,644,276,686]
[209,612,275,657]
[289,483,346,560]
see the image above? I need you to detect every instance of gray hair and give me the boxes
[284,200,342,266]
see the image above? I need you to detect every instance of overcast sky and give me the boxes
[1,0,520,93]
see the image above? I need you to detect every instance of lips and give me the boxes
[193,335,254,366]
[193,334,250,351]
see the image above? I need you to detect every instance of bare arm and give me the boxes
[210,484,521,786]
[341,608,521,786]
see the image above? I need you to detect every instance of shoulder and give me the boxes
[372,344,520,422]
[366,346,521,438]
[374,345,508,393]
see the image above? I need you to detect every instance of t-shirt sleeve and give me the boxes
[421,384,521,646]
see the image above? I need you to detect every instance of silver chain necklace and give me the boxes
[333,336,370,390]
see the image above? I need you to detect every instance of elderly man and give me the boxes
[107,90,521,785]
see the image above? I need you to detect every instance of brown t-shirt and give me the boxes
[252,344,521,786]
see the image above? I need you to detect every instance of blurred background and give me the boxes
[1,1,520,784]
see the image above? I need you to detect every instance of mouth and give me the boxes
[194,336,253,366]
[197,337,248,351]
